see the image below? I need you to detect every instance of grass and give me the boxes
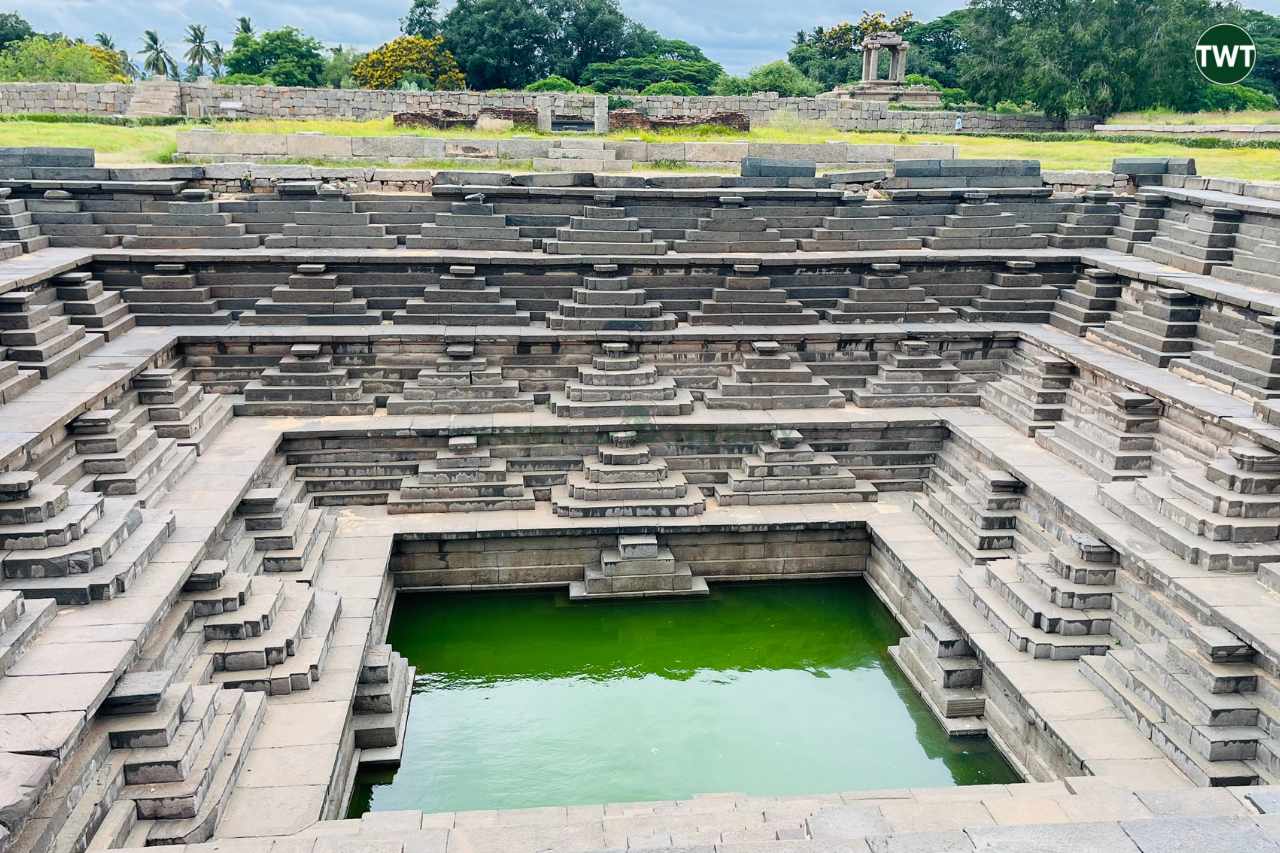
[1107,109,1280,125]
[5,114,1280,180]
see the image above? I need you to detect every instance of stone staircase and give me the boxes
[704,340,845,410]
[1108,192,1168,253]
[921,192,1048,250]
[1175,314,1280,401]
[407,194,535,250]
[956,260,1061,323]
[889,619,988,735]
[263,202,397,250]
[236,343,378,417]
[690,265,822,326]
[671,196,799,253]
[0,285,104,379]
[0,186,48,253]
[850,339,981,408]
[543,199,666,255]
[126,80,181,116]
[131,366,235,455]
[239,263,381,326]
[800,193,932,251]
[547,268,678,331]
[60,401,198,509]
[1048,189,1124,249]
[570,533,708,600]
[826,262,958,323]
[24,189,123,248]
[121,262,233,326]
[388,435,535,514]
[1048,267,1123,336]
[352,643,414,766]
[387,343,536,415]
[979,345,1075,435]
[53,270,135,341]
[712,428,877,506]
[392,264,531,326]
[1035,387,1160,482]
[121,189,259,250]
[552,430,706,518]
[1135,204,1241,275]
[1087,287,1203,367]
[550,341,694,418]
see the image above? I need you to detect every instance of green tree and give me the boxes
[442,0,555,88]
[322,45,363,88]
[236,17,253,36]
[401,0,442,38]
[95,31,137,77]
[0,12,33,51]
[741,60,821,96]
[902,9,970,88]
[1239,10,1280,98]
[225,27,326,87]
[184,24,213,78]
[788,12,915,89]
[543,0,632,81]
[579,54,722,93]
[0,36,120,82]
[138,30,178,79]
[210,42,225,78]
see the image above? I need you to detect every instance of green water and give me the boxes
[349,580,1017,815]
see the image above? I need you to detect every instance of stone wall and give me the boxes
[0,82,132,115]
[1095,122,1280,141]
[0,81,1098,133]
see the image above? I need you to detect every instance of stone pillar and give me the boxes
[593,95,609,133]
[536,102,553,133]
[893,44,910,82]
[863,48,879,82]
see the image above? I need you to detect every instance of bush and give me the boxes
[524,75,578,92]
[353,35,465,90]
[0,36,124,83]
[606,95,634,110]
[225,27,327,87]
[994,100,1031,114]
[940,87,969,109]
[1199,84,1279,112]
[218,72,272,86]
[710,74,752,95]
[741,61,820,97]
[640,80,699,96]
[905,73,943,91]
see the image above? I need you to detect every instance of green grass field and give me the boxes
[4,115,1278,181]
[1106,109,1280,125]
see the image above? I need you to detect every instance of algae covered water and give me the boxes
[349,580,1017,815]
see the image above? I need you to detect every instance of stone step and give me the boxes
[212,588,341,694]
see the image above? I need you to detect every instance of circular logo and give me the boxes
[1195,24,1256,85]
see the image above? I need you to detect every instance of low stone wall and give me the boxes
[0,81,1097,133]
[1096,122,1280,141]
[175,130,956,169]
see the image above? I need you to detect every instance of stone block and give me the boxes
[685,142,750,163]
[741,156,817,178]
[352,136,437,159]
[746,143,846,163]
[286,134,353,159]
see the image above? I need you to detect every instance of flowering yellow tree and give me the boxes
[352,35,465,90]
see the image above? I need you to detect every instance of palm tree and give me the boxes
[210,42,225,78]
[139,30,177,80]
[236,17,253,36]
[94,33,116,50]
[184,24,212,77]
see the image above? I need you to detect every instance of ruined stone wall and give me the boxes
[0,82,132,115]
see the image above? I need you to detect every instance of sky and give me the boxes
[17,0,1280,76]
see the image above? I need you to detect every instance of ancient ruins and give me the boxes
[0,144,1277,851]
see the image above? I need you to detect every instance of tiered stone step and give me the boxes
[121,190,260,250]
[237,343,377,417]
[912,446,1025,566]
[239,263,381,326]
[550,342,694,418]
[531,138,632,172]
[826,263,957,323]
[388,435,535,514]
[1176,314,1280,400]
[26,190,123,248]
[391,264,531,326]
[66,404,196,507]
[922,193,1048,250]
[0,187,49,252]
[1135,205,1241,275]
[1098,444,1280,572]
[1048,268,1123,336]
[1047,190,1124,248]
[850,340,981,407]
[131,367,235,455]
[1081,624,1277,786]
[407,194,535,250]
[1035,389,1160,482]
[53,270,135,340]
[387,343,536,415]
[955,260,1061,323]
[1107,192,1168,253]
[688,265,820,326]
[800,195,932,251]
[704,341,845,410]
[670,197,798,253]
[0,357,39,403]
[546,267,677,331]
[353,644,415,766]
[1088,287,1202,367]
[570,534,709,599]
[552,431,706,517]
[888,620,987,735]
[713,428,877,505]
[979,346,1075,435]
[1217,235,1280,294]
[122,263,232,326]
[210,582,342,695]
[264,206,397,249]
[543,200,666,255]
[0,286,104,378]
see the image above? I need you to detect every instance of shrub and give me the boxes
[525,75,578,92]
[606,95,634,110]
[218,72,272,86]
[352,35,465,90]
[0,36,123,83]
[905,73,943,91]
[940,87,969,109]
[710,74,752,95]
[741,61,821,97]
[1199,84,1279,112]
[225,27,327,87]
[994,100,1031,114]
[640,80,699,96]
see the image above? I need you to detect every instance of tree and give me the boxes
[322,46,363,88]
[542,0,633,82]
[579,54,722,93]
[0,12,32,52]
[902,9,970,88]
[789,11,916,89]
[442,0,555,89]
[352,34,465,89]
[184,24,213,78]
[401,0,442,38]
[210,42,225,78]
[236,17,253,36]
[138,30,178,79]
[1239,10,1280,98]
[0,36,124,82]
[225,27,326,87]
[743,61,821,97]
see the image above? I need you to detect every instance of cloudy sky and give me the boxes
[18,0,1280,75]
